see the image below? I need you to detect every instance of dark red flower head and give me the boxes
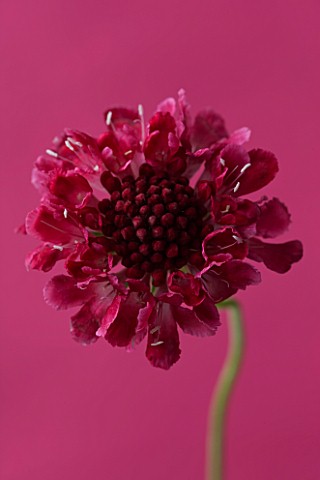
[23,90,303,369]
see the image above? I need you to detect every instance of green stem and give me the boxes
[206,299,244,480]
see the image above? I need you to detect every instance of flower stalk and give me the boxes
[206,299,244,480]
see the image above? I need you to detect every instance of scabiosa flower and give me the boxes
[24,90,303,369]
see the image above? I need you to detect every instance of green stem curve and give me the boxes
[206,299,244,480]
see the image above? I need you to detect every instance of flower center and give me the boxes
[99,166,208,283]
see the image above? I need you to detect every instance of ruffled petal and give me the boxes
[221,260,261,289]
[248,238,303,273]
[144,112,177,166]
[156,97,176,116]
[200,269,237,303]
[146,302,181,370]
[190,109,228,150]
[202,227,248,263]
[228,127,251,145]
[43,275,95,310]
[193,297,220,332]
[49,172,92,209]
[201,260,261,302]
[96,294,122,338]
[25,206,85,245]
[58,129,106,178]
[128,297,155,350]
[105,292,142,347]
[220,144,251,186]
[256,198,291,238]
[25,243,70,272]
[172,298,220,337]
[70,298,100,345]
[235,149,279,196]
[168,271,204,306]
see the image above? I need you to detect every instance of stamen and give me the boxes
[93,165,100,172]
[240,163,251,174]
[124,150,133,156]
[224,165,238,180]
[106,111,112,126]
[46,149,58,158]
[53,245,63,251]
[138,104,145,143]
[232,235,243,243]
[233,181,240,193]
[220,205,230,214]
[138,104,144,117]
[150,326,160,334]
[63,208,68,218]
[65,139,75,151]
[67,137,83,148]
[150,341,164,346]
[220,158,225,166]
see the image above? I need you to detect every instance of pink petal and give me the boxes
[26,206,85,245]
[25,243,69,272]
[70,298,100,345]
[96,294,122,338]
[146,302,181,370]
[220,144,251,187]
[105,291,143,347]
[49,172,92,209]
[172,299,220,337]
[256,198,291,238]
[202,227,248,263]
[235,149,279,196]
[156,97,176,116]
[228,127,251,145]
[248,238,303,273]
[60,129,106,177]
[177,88,192,141]
[201,260,261,302]
[193,297,220,332]
[31,155,62,193]
[168,271,204,306]
[43,275,95,310]
[221,260,261,289]
[190,109,228,150]
[201,269,237,303]
[128,296,155,350]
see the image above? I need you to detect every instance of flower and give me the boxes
[23,90,303,369]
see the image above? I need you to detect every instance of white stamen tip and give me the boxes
[150,341,164,347]
[138,104,144,116]
[221,205,230,214]
[53,245,63,251]
[220,158,226,166]
[68,137,83,147]
[65,139,75,151]
[106,111,112,126]
[63,208,68,218]
[150,326,160,335]
[46,149,58,158]
[240,163,251,174]
[232,235,243,243]
[233,181,240,193]
[124,150,133,156]
[93,165,99,172]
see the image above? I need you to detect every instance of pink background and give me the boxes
[1,1,319,479]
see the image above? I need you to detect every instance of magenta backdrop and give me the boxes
[1,1,319,479]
